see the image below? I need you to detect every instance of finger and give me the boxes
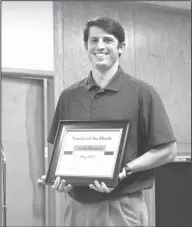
[101,182,115,193]
[57,180,72,193]
[94,180,105,192]
[101,182,110,193]
[57,180,66,192]
[94,180,101,188]
[58,179,66,191]
[89,184,100,192]
[41,175,46,180]
[52,177,61,189]
[64,184,72,193]
[119,167,126,180]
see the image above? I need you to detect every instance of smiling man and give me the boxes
[84,20,125,89]
[47,17,177,226]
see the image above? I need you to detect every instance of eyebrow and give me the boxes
[89,36,115,39]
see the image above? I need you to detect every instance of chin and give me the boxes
[96,64,109,71]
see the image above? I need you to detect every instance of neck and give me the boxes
[91,60,119,88]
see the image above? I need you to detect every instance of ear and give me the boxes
[118,42,125,54]
[84,42,88,50]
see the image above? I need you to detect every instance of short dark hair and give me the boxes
[83,16,125,44]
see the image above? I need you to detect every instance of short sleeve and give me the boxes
[47,92,65,144]
[138,85,176,153]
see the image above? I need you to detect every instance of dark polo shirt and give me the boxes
[48,67,176,202]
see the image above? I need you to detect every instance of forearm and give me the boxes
[127,142,177,173]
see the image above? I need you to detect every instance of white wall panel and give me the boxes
[2,1,54,71]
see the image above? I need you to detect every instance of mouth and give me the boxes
[93,53,109,58]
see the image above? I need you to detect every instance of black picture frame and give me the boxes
[45,120,130,187]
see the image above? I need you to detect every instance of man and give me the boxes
[47,16,177,226]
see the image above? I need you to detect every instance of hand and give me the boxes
[52,177,73,193]
[89,167,127,193]
[38,174,46,184]
[89,180,115,193]
[119,166,127,180]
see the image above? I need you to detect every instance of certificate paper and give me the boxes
[55,128,123,178]
[45,120,130,186]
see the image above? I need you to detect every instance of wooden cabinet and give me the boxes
[155,162,192,226]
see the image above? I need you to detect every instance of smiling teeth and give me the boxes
[95,53,107,56]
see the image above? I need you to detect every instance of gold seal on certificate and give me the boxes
[45,120,130,187]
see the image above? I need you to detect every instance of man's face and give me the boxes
[85,26,124,72]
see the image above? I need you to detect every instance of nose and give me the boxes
[96,39,105,50]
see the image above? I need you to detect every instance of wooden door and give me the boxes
[2,75,48,226]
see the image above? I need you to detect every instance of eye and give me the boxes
[103,37,114,44]
[90,38,98,44]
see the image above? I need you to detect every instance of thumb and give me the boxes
[119,167,126,180]
[41,175,46,180]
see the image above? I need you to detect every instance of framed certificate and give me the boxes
[45,120,130,187]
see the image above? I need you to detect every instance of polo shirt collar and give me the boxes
[86,66,124,91]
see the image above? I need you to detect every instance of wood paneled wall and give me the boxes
[134,5,191,145]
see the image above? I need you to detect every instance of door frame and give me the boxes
[1,67,56,227]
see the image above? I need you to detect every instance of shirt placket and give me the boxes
[90,87,104,120]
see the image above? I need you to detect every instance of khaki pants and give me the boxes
[62,191,148,226]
